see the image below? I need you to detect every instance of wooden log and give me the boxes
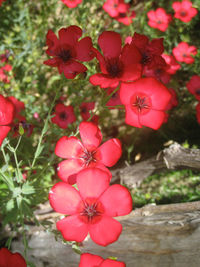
[11,201,200,267]
[112,142,200,188]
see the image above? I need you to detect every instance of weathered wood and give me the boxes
[112,142,200,188]
[12,201,200,267]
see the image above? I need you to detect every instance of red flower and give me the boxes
[172,0,198,23]
[51,103,76,129]
[80,102,95,121]
[196,102,200,124]
[147,8,172,32]
[143,65,171,85]
[186,75,200,101]
[61,0,82,8]
[44,25,95,79]
[49,168,132,246]
[0,248,26,267]
[115,9,136,26]
[103,0,128,18]
[0,95,14,146]
[120,77,172,130]
[0,50,10,63]
[130,32,166,70]
[90,31,142,88]
[105,87,122,109]
[172,42,197,64]
[162,54,181,74]
[55,121,122,184]
[79,253,126,267]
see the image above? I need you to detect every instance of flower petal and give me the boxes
[0,126,11,146]
[7,253,27,267]
[89,216,122,246]
[89,73,119,88]
[79,121,102,151]
[76,37,95,61]
[100,184,132,217]
[61,60,87,79]
[76,168,110,199]
[57,159,83,184]
[139,109,166,130]
[79,253,103,267]
[98,31,122,59]
[0,95,14,125]
[101,259,126,267]
[57,215,88,242]
[49,182,81,214]
[58,26,82,47]
[124,105,141,128]
[97,139,122,167]
[55,136,83,159]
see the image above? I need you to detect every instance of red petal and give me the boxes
[97,139,122,167]
[61,60,87,79]
[139,109,166,130]
[0,95,14,125]
[100,184,132,217]
[79,253,103,267]
[46,29,59,56]
[56,215,88,242]
[98,31,122,59]
[43,58,60,67]
[0,126,11,146]
[89,216,122,246]
[119,82,135,105]
[55,136,83,159]
[0,248,12,266]
[76,37,95,61]
[92,47,107,73]
[89,74,119,88]
[7,253,27,267]
[58,26,82,47]
[102,259,126,267]
[57,159,83,184]
[76,168,110,199]
[79,121,102,151]
[49,182,81,214]
[124,105,141,128]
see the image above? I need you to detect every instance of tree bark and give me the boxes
[11,201,200,267]
[111,142,200,188]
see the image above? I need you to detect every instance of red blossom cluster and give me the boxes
[103,0,136,25]
[0,51,12,83]
[79,253,125,267]
[147,0,198,32]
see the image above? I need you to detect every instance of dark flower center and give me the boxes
[133,96,149,112]
[106,59,123,78]
[58,49,71,62]
[141,53,151,65]
[196,89,200,95]
[79,198,103,223]
[81,107,87,113]
[157,20,162,24]
[119,13,126,18]
[180,10,187,17]
[59,111,67,121]
[81,149,96,166]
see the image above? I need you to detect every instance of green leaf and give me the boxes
[22,182,35,195]
[6,199,15,211]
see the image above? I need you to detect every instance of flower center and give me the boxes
[141,52,151,65]
[196,89,200,95]
[180,10,187,17]
[131,93,151,115]
[106,59,123,78]
[59,111,67,121]
[79,198,104,224]
[81,149,97,167]
[58,49,71,62]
